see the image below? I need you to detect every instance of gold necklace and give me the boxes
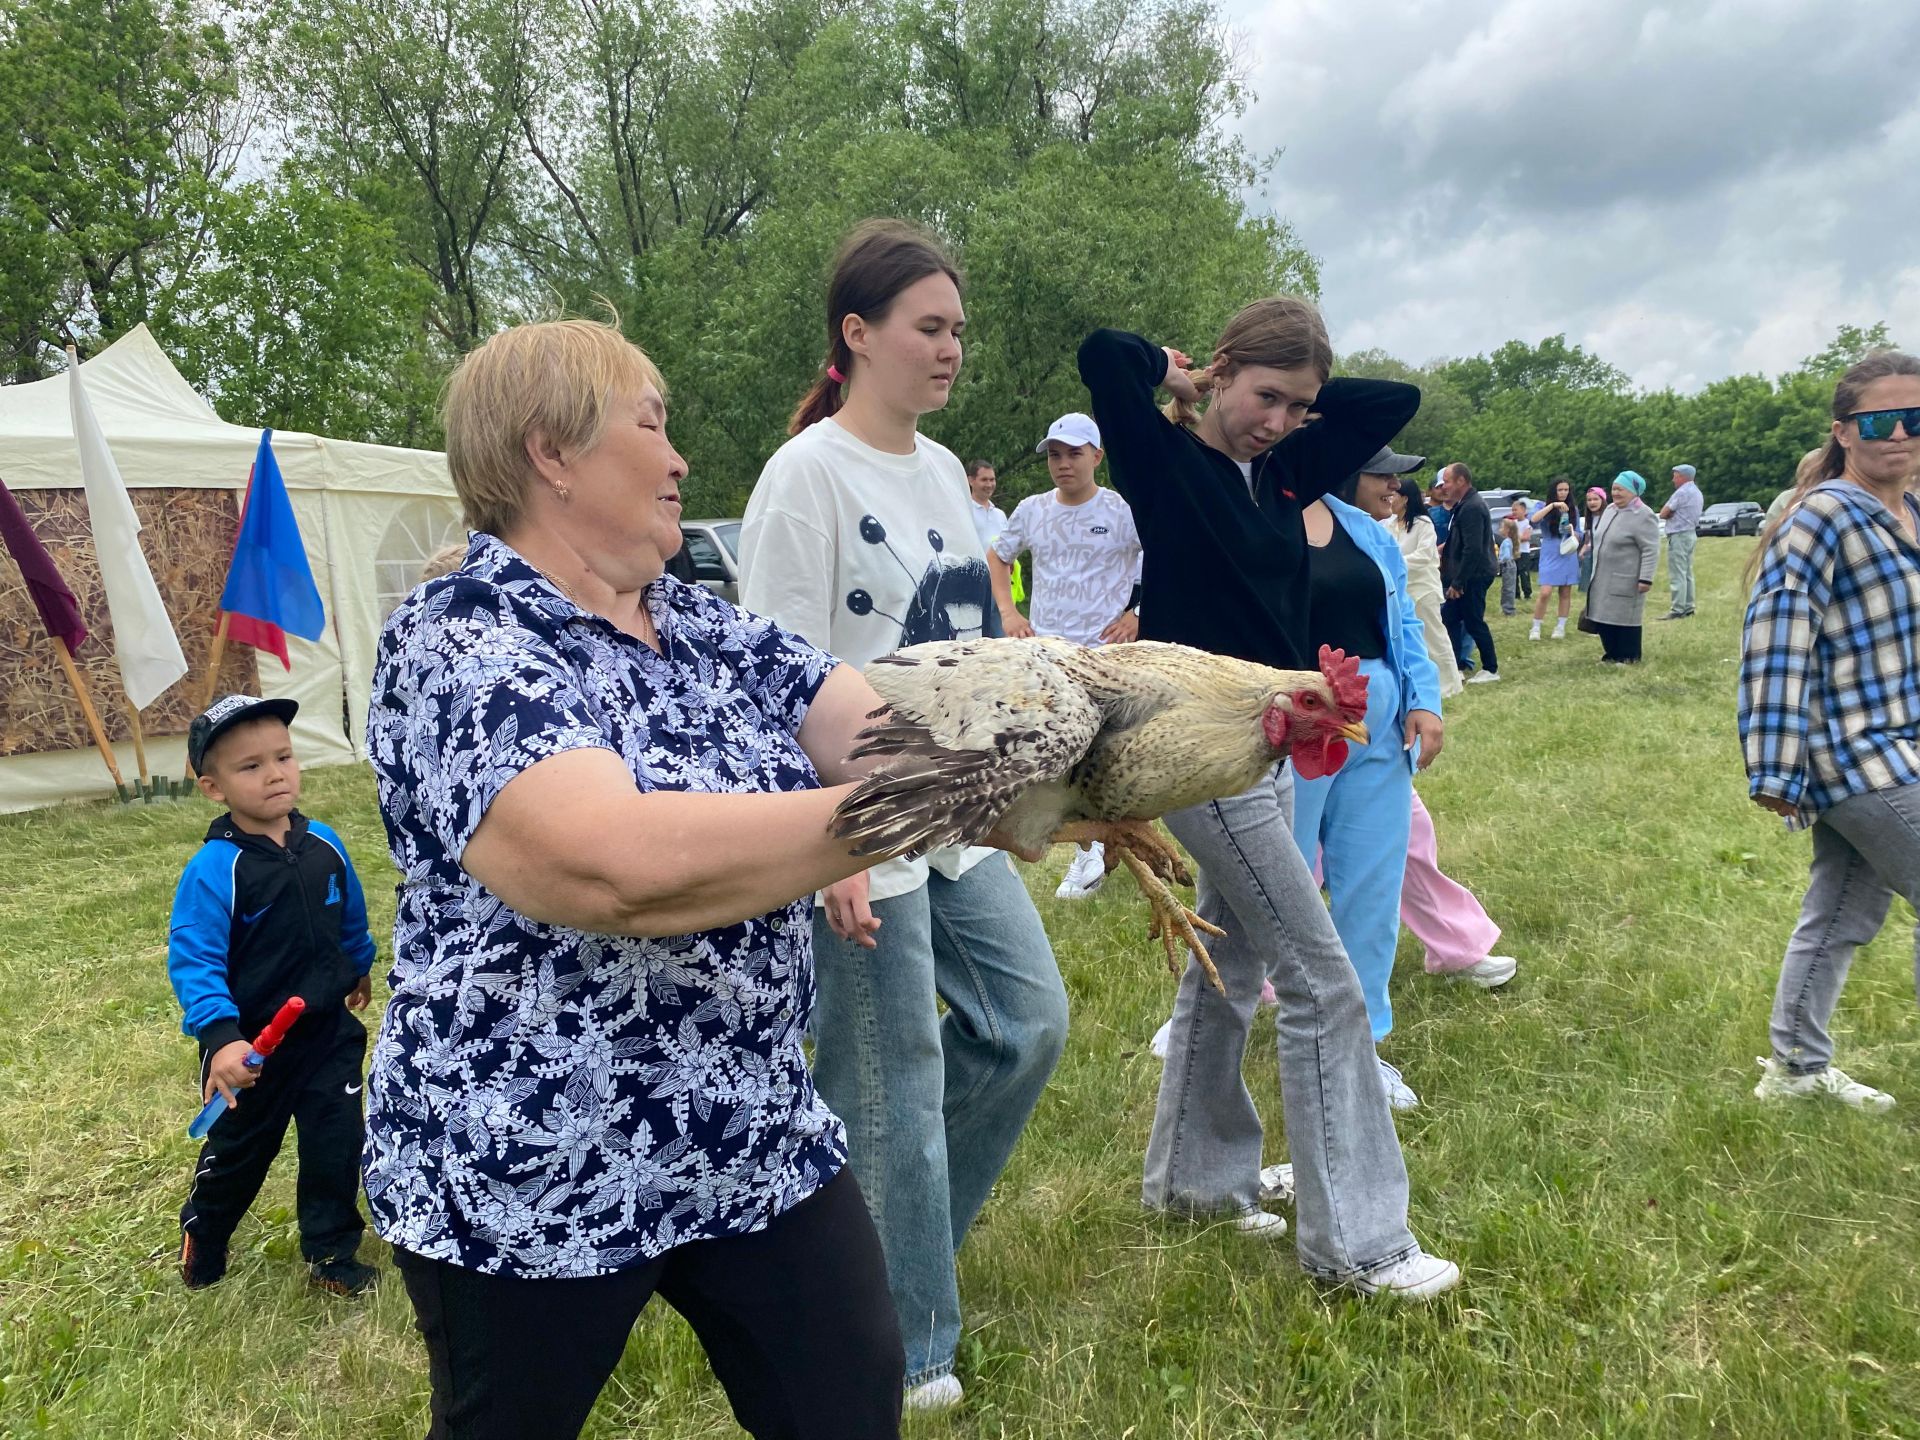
[544,564,659,646]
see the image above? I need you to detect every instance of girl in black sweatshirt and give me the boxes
[1077,302,1459,1299]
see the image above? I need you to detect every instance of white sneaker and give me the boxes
[1527,622,1541,641]
[1345,1248,1461,1300]
[1753,1058,1894,1111]
[1055,842,1106,899]
[1552,620,1567,638]
[905,1374,965,1412]
[1233,1208,1289,1238]
[1258,1162,1294,1204]
[1447,955,1518,989]
[1377,1054,1419,1110]
[1149,1018,1172,1060]
[1466,669,1501,684]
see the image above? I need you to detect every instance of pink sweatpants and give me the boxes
[1404,791,1502,972]
[1282,791,1501,1009]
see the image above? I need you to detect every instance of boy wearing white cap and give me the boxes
[988,412,1143,898]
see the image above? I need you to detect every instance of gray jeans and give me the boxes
[1143,765,1417,1278]
[1770,783,1920,1073]
[1666,530,1697,614]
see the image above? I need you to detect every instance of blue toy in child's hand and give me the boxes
[187,996,305,1139]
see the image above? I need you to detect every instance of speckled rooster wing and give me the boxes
[832,637,1342,860]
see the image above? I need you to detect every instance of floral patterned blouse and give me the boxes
[363,533,846,1277]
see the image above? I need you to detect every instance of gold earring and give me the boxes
[551,482,571,502]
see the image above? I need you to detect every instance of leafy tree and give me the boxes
[1801,322,1897,380]
[0,0,245,375]
[266,0,544,351]
[1339,349,1469,466]
[157,171,443,445]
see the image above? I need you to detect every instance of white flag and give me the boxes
[70,356,187,710]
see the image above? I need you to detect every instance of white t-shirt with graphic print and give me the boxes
[993,487,1142,646]
[740,417,995,902]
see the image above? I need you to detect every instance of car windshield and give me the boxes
[715,522,741,560]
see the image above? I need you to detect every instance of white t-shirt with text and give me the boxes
[992,488,1142,646]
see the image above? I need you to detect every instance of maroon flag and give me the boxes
[0,475,88,654]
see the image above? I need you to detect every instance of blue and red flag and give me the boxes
[220,431,324,670]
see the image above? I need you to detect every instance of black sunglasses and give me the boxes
[1849,407,1920,441]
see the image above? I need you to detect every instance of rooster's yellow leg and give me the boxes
[1050,819,1192,886]
[1111,845,1228,995]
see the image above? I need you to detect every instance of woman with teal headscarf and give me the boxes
[1584,470,1660,663]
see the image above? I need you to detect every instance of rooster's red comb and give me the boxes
[1318,645,1368,717]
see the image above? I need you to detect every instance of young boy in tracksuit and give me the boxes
[169,694,378,1295]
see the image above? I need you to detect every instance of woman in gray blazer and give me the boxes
[1584,470,1660,664]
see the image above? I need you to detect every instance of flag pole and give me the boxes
[124,701,151,790]
[50,636,123,789]
[182,611,231,783]
[197,612,231,713]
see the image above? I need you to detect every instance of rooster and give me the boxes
[829,639,1370,992]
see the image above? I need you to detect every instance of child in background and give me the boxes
[1497,519,1519,616]
[989,412,1143,899]
[169,695,378,1295]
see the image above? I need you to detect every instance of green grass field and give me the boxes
[4,541,1919,1439]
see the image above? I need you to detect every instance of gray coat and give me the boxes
[1586,501,1660,626]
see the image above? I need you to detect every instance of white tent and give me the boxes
[0,325,461,811]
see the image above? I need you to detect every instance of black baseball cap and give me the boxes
[188,694,299,775]
[1360,445,1426,475]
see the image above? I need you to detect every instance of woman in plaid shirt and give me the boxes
[1739,350,1920,1111]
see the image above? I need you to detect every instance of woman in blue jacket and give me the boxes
[1293,447,1445,1110]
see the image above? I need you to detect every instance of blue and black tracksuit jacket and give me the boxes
[166,811,377,1055]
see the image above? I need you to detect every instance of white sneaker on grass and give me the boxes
[1552,619,1567,638]
[1377,1055,1419,1110]
[1344,1248,1461,1300]
[1233,1208,1288,1239]
[1466,669,1501,684]
[905,1374,965,1412]
[1258,1163,1294,1205]
[1055,842,1106,899]
[1149,1019,1172,1060]
[1753,1058,1894,1111]
[1446,955,1518,988]
[1528,621,1541,640]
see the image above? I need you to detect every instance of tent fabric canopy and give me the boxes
[0,325,460,812]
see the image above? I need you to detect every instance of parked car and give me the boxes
[1697,501,1764,537]
[1478,488,1537,516]
[680,519,742,603]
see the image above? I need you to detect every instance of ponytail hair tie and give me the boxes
[827,363,847,385]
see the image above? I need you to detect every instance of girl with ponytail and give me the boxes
[1078,307,1460,1298]
[739,219,1067,1410]
[1741,350,1920,1112]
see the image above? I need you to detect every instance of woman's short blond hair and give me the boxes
[442,317,668,536]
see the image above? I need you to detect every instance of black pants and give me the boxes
[180,1011,367,1261]
[1595,620,1643,662]
[1443,581,1499,675]
[1517,552,1534,598]
[395,1169,904,1440]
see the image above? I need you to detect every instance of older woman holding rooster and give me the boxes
[363,317,909,1440]
[1076,301,1460,1298]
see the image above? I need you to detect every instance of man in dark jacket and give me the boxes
[1438,464,1500,682]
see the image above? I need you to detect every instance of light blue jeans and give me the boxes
[1292,656,1414,1044]
[1143,765,1418,1279]
[811,854,1068,1387]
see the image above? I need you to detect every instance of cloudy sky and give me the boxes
[1221,0,1920,391]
